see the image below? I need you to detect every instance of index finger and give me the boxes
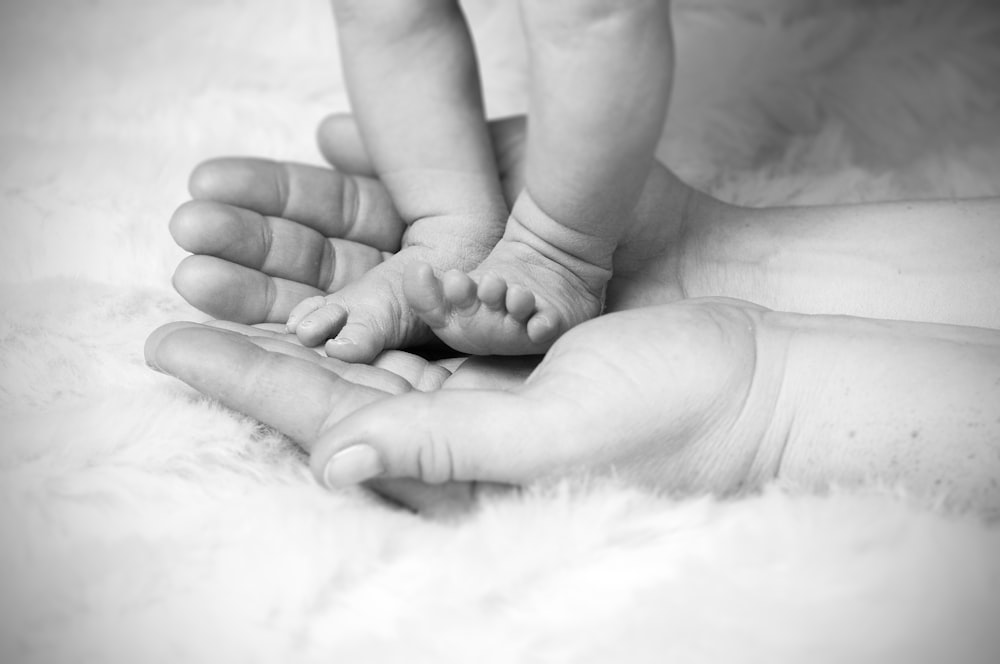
[189,157,404,252]
[145,322,384,449]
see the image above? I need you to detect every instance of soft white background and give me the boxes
[1,1,999,662]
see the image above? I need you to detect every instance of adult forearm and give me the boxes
[762,311,1000,515]
[683,197,1000,328]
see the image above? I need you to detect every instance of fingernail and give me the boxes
[322,444,384,488]
[298,319,313,329]
[327,337,355,346]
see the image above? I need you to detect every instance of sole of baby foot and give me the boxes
[403,246,605,356]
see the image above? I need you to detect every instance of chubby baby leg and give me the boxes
[406,0,675,354]
[288,0,506,361]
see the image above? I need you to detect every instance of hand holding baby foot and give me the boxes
[171,112,704,340]
[170,155,404,324]
[145,318,535,515]
[145,298,790,513]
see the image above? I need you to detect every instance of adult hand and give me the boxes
[146,297,784,513]
[146,318,538,515]
[170,114,695,326]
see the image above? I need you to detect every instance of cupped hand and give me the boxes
[145,298,790,513]
[145,318,536,514]
[170,114,699,329]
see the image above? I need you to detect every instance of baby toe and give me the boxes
[476,273,508,310]
[296,303,348,346]
[324,320,384,363]
[526,314,560,345]
[287,294,329,331]
[442,270,479,312]
[505,285,536,321]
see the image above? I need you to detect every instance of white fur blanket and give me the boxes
[2,1,1000,662]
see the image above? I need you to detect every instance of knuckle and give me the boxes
[338,173,361,235]
[415,434,456,485]
[412,395,456,484]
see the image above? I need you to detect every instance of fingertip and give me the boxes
[168,200,237,254]
[171,255,211,309]
[168,200,199,247]
[316,113,375,176]
[189,157,278,214]
[144,321,203,372]
[145,324,251,383]
[316,444,386,489]
[188,158,229,199]
[171,255,245,321]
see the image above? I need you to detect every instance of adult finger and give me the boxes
[170,200,390,289]
[315,113,375,177]
[308,386,569,488]
[172,255,322,324]
[145,322,385,448]
[188,157,404,251]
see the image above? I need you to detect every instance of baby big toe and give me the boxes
[324,321,384,363]
[296,304,348,347]
[287,295,328,332]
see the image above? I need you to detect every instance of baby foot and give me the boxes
[404,194,615,355]
[285,247,455,362]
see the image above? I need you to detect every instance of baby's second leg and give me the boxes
[288,0,507,361]
[407,0,675,354]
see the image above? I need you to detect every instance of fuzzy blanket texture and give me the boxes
[2,0,1000,662]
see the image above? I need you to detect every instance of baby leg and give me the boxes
[289,0,508,360]
[407,0,675,354]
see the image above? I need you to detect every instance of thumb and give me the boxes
[309,388,563,489]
